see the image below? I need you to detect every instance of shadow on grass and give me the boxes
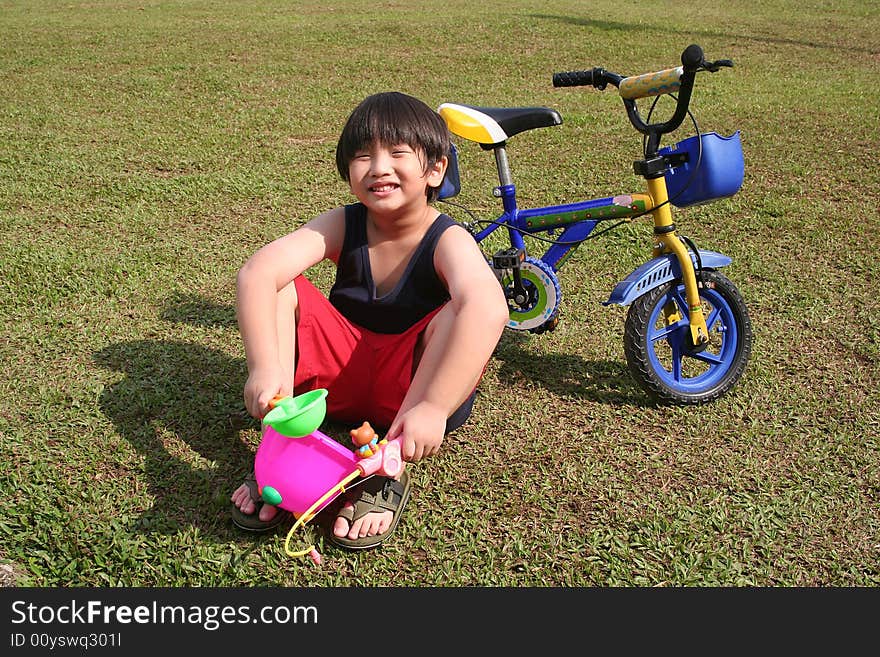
[93,297,257,539]
[530,15,880,55]
[492,331,650,406]
[92,294,647,539]
[159,291,238,328]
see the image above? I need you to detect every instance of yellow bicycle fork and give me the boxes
[645,176,709,347]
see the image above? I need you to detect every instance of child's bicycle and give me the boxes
[437,44,753,405]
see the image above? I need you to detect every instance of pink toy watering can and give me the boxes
[253,389,403,563]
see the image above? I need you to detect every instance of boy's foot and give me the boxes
[330,470,411,549]
[230,473,291,532]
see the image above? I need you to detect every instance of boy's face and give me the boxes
[347,141,447,214]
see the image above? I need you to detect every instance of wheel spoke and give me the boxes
[672,288,689,314]
[704,303,722,330]
[687,349,724,366]
[648,319,685,342]
[670,340,683,380]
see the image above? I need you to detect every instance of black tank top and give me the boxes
[329,203,457,334]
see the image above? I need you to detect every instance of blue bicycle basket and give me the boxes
[660,131,744,207]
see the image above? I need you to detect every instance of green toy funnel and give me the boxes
[263,388,328,437]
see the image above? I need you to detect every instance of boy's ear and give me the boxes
[426,155,448,187]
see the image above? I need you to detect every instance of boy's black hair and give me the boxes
[335,91,451,202]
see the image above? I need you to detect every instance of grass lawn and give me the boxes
[1,0,878,586]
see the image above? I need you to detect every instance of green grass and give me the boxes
[1,0,878,587]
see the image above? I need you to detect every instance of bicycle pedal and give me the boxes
[492,248,525,270]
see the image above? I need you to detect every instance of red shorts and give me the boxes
[292,276,442,429]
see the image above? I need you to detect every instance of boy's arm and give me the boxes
[236,207,345,418]
[389,225,509,460]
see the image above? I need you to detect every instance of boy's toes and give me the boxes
[332,503,354,538]
[359,513,387,538]
[230,473,291,533]
[231,484,256,514]
[328,471,411,549]
[331,504,391,539]
[231,482,277,520]
[258,503,279,522]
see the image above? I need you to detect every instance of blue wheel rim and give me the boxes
[645,282,740,393]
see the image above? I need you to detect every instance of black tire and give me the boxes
[623,269,752,404]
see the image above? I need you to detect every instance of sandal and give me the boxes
[230,472,292,533]
[329,470,411,550]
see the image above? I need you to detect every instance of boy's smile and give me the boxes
[368,181,400,196]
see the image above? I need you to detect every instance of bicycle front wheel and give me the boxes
[623,269,752,404]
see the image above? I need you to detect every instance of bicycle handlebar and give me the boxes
[552,45,732,147]
[552,44,719,93]
[619,66,683,100]
[552,68,614,89]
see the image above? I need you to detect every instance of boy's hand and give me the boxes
[387,401,448,462]
[243,366,290,420]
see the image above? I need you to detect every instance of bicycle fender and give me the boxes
[603,250,732,306]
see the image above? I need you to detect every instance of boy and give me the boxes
[230,91,509,548]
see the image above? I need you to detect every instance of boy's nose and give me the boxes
[366,148,395,174]
[369,155,393,175]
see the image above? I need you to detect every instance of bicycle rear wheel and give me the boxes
[623,269,752,404]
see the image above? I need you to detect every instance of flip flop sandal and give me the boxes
[230,472,292,533]
[329,470,411,550]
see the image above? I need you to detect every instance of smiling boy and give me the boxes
[230,92,509,548]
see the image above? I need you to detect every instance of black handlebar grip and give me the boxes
[552,70,595,87]
[681,44,704,71]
